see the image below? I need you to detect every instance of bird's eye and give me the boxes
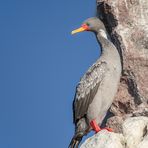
[86,23,90,26]
[85,23,92,29]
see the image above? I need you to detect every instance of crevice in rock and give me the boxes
[142,125,148,139]
[123,69,143,105]
[133,108,148,117]
[101,109,115,128]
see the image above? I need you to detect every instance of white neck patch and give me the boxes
[99,29,108,39]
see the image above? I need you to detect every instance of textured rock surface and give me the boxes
[123,117,148,148]
[80,117,148,148]
[81,130,125,148]
[96,0,148,132]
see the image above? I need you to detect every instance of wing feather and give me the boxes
[73,61,108,123]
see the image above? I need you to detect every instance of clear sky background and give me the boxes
[0,0,101,147]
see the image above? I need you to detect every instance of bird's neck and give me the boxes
[96,29,113,54]
[96,29,109,48]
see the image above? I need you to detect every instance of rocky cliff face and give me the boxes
[96,0,148,132]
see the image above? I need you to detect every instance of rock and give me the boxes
[122,117,148,148]
[80,117,148,148]
[80,130,125,148]
[137,132,148,148]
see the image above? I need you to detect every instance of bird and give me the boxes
[69,17,121,148]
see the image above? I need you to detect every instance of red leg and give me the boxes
[90,119,101,133]
[90,119,113,133]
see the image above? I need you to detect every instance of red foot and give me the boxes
[102,127,113,132]
[90,119,113,133]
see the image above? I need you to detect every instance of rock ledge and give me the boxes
[80,117,148,148]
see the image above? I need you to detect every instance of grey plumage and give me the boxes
[69,17,121,148]
[74,61,107,123]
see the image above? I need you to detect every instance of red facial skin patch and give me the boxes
[81,24,90,31]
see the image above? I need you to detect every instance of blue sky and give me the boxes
[0,0,101,147]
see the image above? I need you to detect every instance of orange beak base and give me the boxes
[71,24,90,35]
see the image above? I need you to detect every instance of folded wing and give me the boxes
[73,61,108,123]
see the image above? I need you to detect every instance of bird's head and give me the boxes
[71,17,106,35]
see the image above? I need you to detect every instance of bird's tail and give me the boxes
[68,132,83,148]
[69,118,88,148]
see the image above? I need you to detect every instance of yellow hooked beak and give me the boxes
[71,24,89,35]
[71,27,86,35]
